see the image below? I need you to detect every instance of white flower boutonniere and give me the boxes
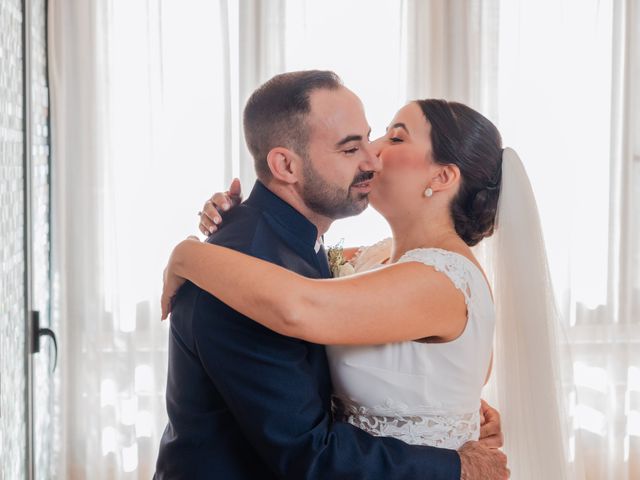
[327,241,356,278]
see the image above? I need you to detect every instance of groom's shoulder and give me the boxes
[174,204,269,328]
[205,202,280,257]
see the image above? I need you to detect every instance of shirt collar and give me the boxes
[244,180,320,252]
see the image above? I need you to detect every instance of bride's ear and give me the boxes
[266,147,304,184]
[430,164,461,194]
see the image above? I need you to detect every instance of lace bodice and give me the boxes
[327,241,495,449]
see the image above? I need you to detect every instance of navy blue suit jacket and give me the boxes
[155,181,461,479]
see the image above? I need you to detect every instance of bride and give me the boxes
[163,99,568,478]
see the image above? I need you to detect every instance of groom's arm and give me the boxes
[193,292,461,480]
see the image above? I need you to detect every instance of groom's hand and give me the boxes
[479,399,503,448]
[458,441,509,480]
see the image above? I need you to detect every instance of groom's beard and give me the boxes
[301,160,373,220]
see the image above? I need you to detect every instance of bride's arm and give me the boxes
[164,239,467,345]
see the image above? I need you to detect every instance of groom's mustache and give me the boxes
[351,171,375,186]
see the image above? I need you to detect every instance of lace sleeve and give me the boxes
[397,248,474,306]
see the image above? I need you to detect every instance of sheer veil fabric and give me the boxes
[476,148,575,479]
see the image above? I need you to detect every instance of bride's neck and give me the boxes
[387,213,460,264]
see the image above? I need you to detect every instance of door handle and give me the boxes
[31,310,58,373]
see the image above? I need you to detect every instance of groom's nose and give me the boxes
[369,137,384,156]
[361,140,382,173]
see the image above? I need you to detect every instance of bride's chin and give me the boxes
[368,192,390,217]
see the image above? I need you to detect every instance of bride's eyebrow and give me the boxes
[386,122,410,134]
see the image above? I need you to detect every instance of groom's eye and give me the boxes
[344,147,359,155]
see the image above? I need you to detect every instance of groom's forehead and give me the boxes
[308,88,369,143]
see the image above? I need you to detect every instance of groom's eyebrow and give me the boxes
[335,128,372,148]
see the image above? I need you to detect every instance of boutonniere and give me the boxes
[327,241,356,278]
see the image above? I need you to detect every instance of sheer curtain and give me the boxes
[402,2,571,478]
[282,0,405,246]
[402,0,500,116]
[405,1,639,477]
[49,0,231,477]
[494,1,639,478]
[48,0,638,477]
[571,0,640,477]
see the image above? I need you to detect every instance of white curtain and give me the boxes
[237,0,286,186]
[403,1,640,478]
[48,0,638,478]
[282,0,406,246]
[402,0,500,117]
[493,0,639,478]
[568,0,640,477]
[216,0,287,190]
[49,0,232,477]
[403,1,573,478]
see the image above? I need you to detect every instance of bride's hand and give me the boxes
[479,399,503,448]
[198,178,243,236]
[161,236,200,320]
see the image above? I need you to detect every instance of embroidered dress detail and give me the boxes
[333,396,480,449]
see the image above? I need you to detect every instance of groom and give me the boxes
[155,71,508,479]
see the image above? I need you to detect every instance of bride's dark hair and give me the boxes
[415,99,503,247]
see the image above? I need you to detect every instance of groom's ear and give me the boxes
[266,147,303,184]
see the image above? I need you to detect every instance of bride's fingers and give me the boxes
[199,204,221,235]
[199,218,215,236]
[198,186,241,236]
[161,267,172,320]
[161,295,169,320]
[200,194,230,233]
[200,192,235,235]
[479,418,503,448]
[478,431,504,449]
[228,177,242,202]
[211,192,233,211]
[480,415,499,435]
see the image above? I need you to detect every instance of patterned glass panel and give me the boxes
[0,0,26,479]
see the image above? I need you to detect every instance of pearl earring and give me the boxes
[424,187,433,198]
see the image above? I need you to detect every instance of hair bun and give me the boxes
[415,99,503,247]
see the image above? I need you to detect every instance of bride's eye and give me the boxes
[389,137,403,143]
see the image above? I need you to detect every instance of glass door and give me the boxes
[0,1,29,478]
[1,0,54,478]
[28,0,55,478]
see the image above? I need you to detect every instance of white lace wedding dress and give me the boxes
[326,239,495,450]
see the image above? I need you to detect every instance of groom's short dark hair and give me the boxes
[243,70,343,181]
